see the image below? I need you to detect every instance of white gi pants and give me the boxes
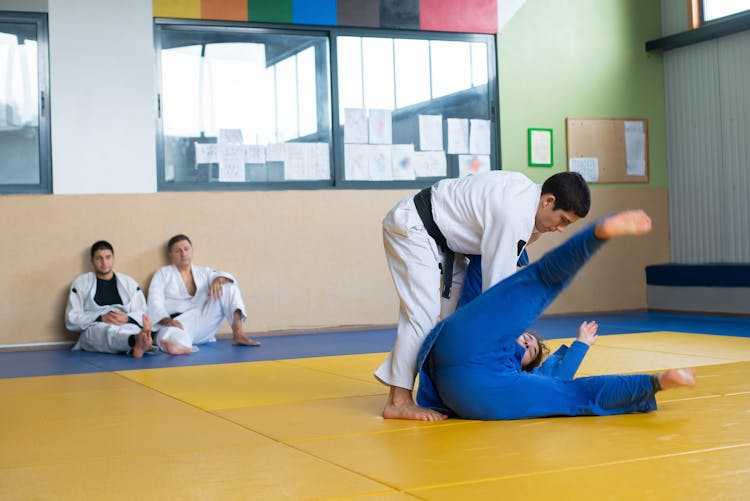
[374,195,466,390]
[155,282,246,351]
[75,322,142,354]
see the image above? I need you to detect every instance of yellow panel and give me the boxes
[217,394,467,442]
[118,360,385,410]
[409,444,750,500]
[281,353,388,384]
[290,390,750,490]
[0,372,136,399]
[0,442,394,501]
[152,0,201,19]
[576,344,726,375]
[596,331,750,361]
[0,406,267,469]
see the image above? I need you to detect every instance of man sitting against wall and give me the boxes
[65,240,155,358]
[148,234,261,355]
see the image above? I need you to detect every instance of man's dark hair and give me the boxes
[167,234,192,252]
[90,240,114,258]
[541,172,591,218]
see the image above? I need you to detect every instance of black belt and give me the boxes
[414,187,455,299]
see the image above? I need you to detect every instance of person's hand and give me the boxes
[576,320,598,346]
[210,277,231,299]
[101,310,128,325]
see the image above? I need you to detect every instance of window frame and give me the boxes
[154,18,500,191]
[0,11,52,194]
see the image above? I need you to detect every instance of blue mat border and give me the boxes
[1,312,749,379]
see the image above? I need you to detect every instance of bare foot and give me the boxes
[231,316,261,347]
[659,368,697,390]
[595,210,652,239]
[232,332,261,347]
[159,339,193,355]
[382,386,448,421]
[132,315,153,359]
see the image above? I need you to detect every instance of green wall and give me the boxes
[498,0,666,186]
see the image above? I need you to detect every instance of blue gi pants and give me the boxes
[416,224,657,420]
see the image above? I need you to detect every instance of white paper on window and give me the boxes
[282,143,330,180]
[195,143,218,164]
[418,114,444,151]
[218,128,245,182]
[344,108,368,143]
[344,144,370,180]
[414,151,447,177]
[569,157,599,182]
[447,118,469,154]
[469,119,491,155]
[266,143,286,162]
[244,145,266,164]
[368,109,393,145]
[368,144,393,180]
[458,154,491,177]
[391,144,416,180]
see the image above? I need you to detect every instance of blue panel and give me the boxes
[293,0,337,25]
[646,264,750,287]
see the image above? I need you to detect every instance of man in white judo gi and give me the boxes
[65,241,154,358]
[375,170,591,420]
[148,234,260,355]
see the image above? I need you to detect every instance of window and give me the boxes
[155,19,498,190]
[0,11,51,194]
[702,0,750,22]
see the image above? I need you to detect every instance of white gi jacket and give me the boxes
[65,272,147,332]
[147,264,236,331]
[431,170,540,291]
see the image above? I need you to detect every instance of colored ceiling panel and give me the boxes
[337,0,380,28]
[420,0,498,34]
[293,0,337,26]
[380,0,419,30]
[202,0,248,21]
[153,0,201,19]
[248,0,293,23]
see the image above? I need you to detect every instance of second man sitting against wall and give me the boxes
[148,234,261,354]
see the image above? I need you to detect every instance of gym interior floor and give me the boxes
[1,311,749,500]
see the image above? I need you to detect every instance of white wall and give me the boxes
[48,0,156,194]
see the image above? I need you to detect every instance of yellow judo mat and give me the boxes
[2,331,750,500]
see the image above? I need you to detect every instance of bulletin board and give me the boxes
[565,118,649,183]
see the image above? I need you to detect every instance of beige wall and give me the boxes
[0,186,668,347]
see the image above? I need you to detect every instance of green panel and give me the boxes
[248,0,293,23]
[498,0,666,187]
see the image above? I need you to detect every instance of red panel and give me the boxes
[419,0,497,34]
[201,0,248,21]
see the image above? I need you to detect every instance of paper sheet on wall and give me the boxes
[419,114,444,151]
[469,119,491,155]
[414,151,447,177]
[195,143,218,164]
[458,154,491,177]
[368,109,393,145]
[624,121,646,176]
[569,157,599,182]
[447,118,469,154]
[244,145,266,164]
[344,144,369,180]
[344,108,368,144]
[530,129,552,165]
[391,144,416,180]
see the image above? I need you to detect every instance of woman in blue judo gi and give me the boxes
[416,210,696,420]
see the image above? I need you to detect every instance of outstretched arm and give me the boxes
[534,321,598,379]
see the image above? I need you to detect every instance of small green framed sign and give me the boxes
[528,128,553,167]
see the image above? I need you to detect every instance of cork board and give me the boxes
[566,118,649,183]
